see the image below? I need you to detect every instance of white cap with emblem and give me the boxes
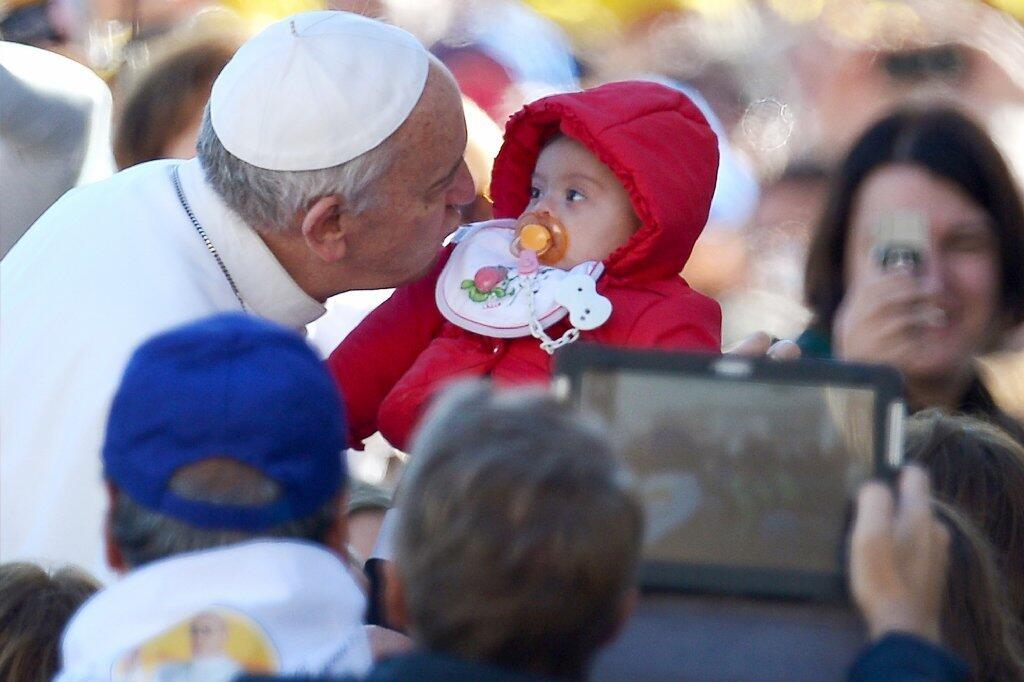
[210,11,429,171]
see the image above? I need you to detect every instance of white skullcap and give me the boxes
[210,11,429,171]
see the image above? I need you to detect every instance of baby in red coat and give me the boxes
[329,80,722,451]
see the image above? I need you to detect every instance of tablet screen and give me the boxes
[580,370,877,576]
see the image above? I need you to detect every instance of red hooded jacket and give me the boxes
[328,81,722,450]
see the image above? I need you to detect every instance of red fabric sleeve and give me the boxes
[625,292,722,352]
[327,250,451,446]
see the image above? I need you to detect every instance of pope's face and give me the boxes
[344,66,474,288]
[190,612,229,657]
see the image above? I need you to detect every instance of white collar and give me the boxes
[59,540,371,678]
[176,159,326,329]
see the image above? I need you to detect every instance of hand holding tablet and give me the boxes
[850,466,949,644]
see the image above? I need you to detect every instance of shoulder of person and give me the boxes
[958,374,1024,445]
[847,633,969,682]
[794,327,832,359]
[623,285,721,328]
[364,651,560,682]
[235,677,359,682]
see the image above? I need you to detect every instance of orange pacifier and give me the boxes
[510,211,569,266]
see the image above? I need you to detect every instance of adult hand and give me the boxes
[849,466,950,644]
[832,266,941,367]
[726,331,801,360]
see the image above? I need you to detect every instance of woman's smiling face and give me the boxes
[845,163,1002,380]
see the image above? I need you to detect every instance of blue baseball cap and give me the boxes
[103,313,347,531]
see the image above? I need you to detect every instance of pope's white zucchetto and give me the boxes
[210,11,429,171]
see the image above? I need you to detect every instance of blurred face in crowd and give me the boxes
[342,64,474,288]
[845,163,1001,380]
[162,112,204,160]
[526,136,640,269]
[741,172,828,296]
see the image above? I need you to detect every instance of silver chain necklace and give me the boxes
[172,165,247,311]
[523,271,580,354]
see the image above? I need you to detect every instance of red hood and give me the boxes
[490,81,719,283]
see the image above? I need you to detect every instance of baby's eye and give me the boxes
[567,189,585,202]
[529,186,541,200]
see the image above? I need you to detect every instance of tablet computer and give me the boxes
[554,344,905,602]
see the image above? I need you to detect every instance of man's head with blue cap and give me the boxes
[101,313,349,571]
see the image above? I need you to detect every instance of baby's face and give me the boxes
[527,136,640,269]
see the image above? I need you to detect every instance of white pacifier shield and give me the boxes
[554,273,612,331]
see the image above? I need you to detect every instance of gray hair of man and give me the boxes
[109,458,339,568]
[195,104,398,232]
[395,381,644,679]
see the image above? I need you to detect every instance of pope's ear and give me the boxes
[301,195,349,262]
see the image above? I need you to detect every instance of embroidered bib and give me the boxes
[436,221,603,338]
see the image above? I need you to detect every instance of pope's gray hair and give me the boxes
[195,105,398,232]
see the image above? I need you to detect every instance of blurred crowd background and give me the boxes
[2,6,1024,677]
[3,0,1022,413]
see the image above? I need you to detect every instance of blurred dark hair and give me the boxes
[114,34,239,168]
[880,44,967,85]
[774,160,831,186]
[0,2,64,47]
[936,502,1024,681]
[0,562,99,681]
[907,410,1024,622]
[805,106,1024,338]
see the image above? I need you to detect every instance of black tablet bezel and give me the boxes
[554,343,905,602]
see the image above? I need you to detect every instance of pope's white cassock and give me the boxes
[0,158,326,577]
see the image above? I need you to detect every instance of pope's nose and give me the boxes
[448,160,475,207]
